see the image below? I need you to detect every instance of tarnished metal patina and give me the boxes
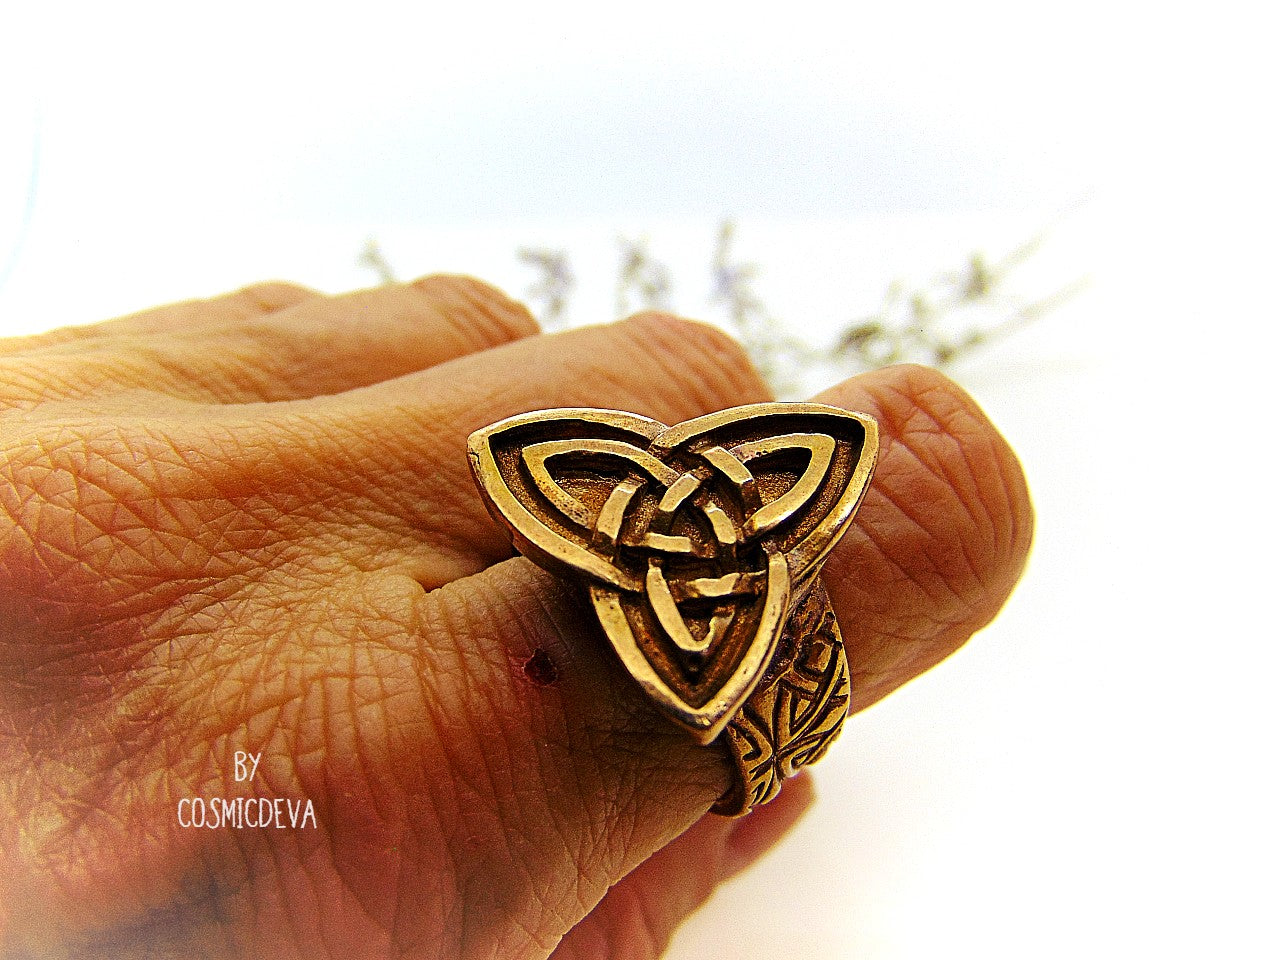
[469,403,877,815]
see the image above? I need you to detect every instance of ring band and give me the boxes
[712,575,849,815]
[468,402,877,815]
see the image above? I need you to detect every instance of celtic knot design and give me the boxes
[714,579,851,814]
[469,403,877,771]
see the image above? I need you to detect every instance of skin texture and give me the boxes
[0,276,1033,959]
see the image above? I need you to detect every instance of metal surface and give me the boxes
[468,402,877,815]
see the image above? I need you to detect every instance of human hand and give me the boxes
[0,276,1032,958]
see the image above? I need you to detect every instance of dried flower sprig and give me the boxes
[710,221,814,396]
[358,239,398,286]
[832,234,1082,370]
[615,236,673,318]
[359,219,1075,395]
[516,247,574,327]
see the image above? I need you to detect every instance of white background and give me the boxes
[2,3,1277,957]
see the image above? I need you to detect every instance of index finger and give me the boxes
[0,282,317,355]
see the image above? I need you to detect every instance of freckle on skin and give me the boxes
[522,648,560,686]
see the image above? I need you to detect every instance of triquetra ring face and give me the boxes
[468,403,878,810]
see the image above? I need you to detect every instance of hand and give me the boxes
[0,277,1032,959]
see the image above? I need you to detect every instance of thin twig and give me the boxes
[357,239,397,285]
[518,248,574,327]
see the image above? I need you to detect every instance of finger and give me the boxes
[0,281,316,355]
[550,773,816,960]
[813,364,1035,710]
[394,362,1031,947]
[181,274,538,401]
[1,275,537,405]
[370,309,769,435]
[278,311,770,587]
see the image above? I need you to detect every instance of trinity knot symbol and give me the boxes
[468,403,878,743]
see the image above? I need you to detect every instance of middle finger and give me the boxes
[262,312,771,588]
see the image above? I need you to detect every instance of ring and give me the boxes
[468,402,878,816]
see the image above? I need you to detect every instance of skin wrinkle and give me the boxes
[481,571,723,914]
[0,356,145,410]
[602,317,752,423]
[216,318,425,402]
[419,574,653,958]
[252,406,502,583]
[572,360,652,419]
[864,404,999,600]
[297,757,400,931]
[425,275,540,351]
[228,282,319,319]
[622,313,772,416]
[153,581,288,690]
[319,652,391,944]
[495,575,677,872]
[177,626,298,758]
[5,431,272,632]
[891,372,1031,619]
[254,831,311,959]
[854,482,970,613]
[412,589,529,954]
[64,462,195,573]
[350,657,407,831]
[902,391,1000,562]
[992,414,1033,565]
[507,656,586,911]
[383,782,417,960]
[0,365,74,410]
[2,635,173,745]
[263,680,356,955]
[868,471,980,607]
[900,387,1017,591]
[472,697,549,923]
[619,878,668,960]
[100,348,245,405]
[62,685,171,811]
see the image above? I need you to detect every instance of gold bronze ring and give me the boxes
[468,403,878,816]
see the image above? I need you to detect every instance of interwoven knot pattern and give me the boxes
[469,403,877,813]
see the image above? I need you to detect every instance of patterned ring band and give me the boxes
[468,402,878,816]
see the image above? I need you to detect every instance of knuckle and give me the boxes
[868,364,1033,626]
[233,280,317,313]
[623,311,745,373]
[616,312,770,415]
[410,273,539,348]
